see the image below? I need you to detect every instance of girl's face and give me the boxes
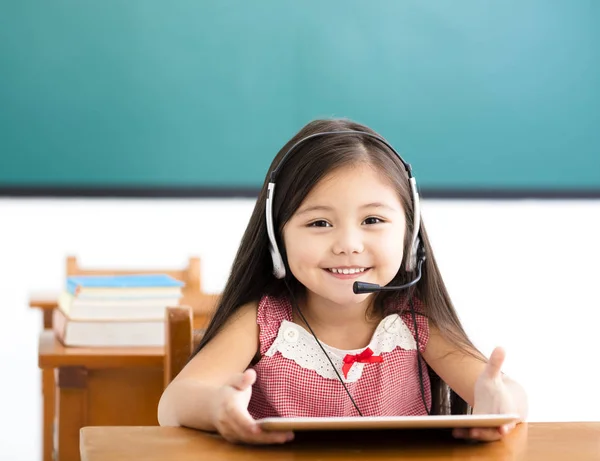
[283,162,406,308]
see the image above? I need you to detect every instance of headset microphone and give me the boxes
[353,257,424,294]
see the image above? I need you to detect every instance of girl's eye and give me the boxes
[308,220,331,228]
[363,217,383,225]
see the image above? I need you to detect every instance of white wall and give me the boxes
[1,197,599,461]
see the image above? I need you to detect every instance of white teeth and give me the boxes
[328,267,366,274]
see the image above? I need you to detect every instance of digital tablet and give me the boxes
[257,414,520,431]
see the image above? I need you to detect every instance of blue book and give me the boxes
[67,274,184,296]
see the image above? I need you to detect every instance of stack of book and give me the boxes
[53,274,184,347]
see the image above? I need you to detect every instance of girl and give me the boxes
[158,118,528,445]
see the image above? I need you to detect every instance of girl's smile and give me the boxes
[325,267,372,279]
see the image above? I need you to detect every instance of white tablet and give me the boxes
[257,414,520,431]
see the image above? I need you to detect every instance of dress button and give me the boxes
[284,327,299,343]
[384,316,400,332]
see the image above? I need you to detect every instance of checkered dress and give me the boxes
[248,295,431,418]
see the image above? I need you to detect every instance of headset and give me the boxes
[267,131,422,279]
[265,130,430,416]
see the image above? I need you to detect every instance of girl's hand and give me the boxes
[211,368,294,445]
[453,347,519,442]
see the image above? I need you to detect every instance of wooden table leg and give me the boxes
[42,368,56,461]
[56,367,88,461]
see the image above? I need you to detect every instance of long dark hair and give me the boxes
[192,118,483,415]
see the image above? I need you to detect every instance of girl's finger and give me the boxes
[229,418,293,445]
[243,427,294,445]
[454,426,509,442]
[226,405,292,444]
[468,428,503,442]
[499,422,517,435]
[229,369,257,392]
[223,404,259,437]
[452,428,468,439]
[482,347,505,380]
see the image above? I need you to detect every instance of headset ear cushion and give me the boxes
[405,237,420,272]
[270,247,286,279]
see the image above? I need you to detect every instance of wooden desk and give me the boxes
[36,293,219,461]
[79,423,600,461]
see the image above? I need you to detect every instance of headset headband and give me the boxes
[266,130,422,279]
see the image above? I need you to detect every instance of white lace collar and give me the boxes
[264,314,417,383]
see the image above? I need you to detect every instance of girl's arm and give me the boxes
[157,301,259,431]
[422,324,528,421]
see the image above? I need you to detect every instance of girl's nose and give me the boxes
[332,227,364,255]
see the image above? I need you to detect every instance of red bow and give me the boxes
[342,347,383,378]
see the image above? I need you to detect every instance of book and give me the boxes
[66,274,184,298]
[58,292,180,321]
[67,288,183,300]
[53,308,164,347]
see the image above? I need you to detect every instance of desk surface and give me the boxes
[38,330,164,368]
[80,423,600,461]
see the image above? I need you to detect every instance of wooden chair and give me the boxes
[164,305,207,387]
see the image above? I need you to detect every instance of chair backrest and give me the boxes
[66,255,202,293]
[164,305,205,388]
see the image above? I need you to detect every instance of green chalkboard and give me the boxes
[1,1,599,195]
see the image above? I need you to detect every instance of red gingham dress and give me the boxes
[248,295,431,419]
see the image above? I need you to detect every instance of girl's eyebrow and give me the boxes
[295,202,398,216]
[361,202,400,212]
[295,205,333,216]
